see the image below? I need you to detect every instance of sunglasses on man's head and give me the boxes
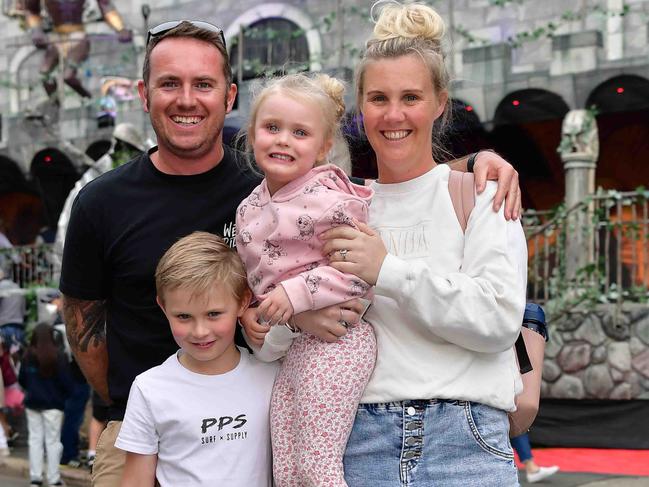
[146,20,226,48]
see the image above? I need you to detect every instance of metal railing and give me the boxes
[4,190,649,311]
[0,244,56,289]
[525,189,649,305]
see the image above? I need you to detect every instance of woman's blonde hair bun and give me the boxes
[372,1,445,49]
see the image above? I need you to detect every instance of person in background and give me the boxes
[0,269,26,445]
[0,269,26,355]
[511,433,560,483]
[46,294,91,469]
[53,122,150,278]
[0,219,11,249]
[86,391,109,469]
[0,369,9,459]
[0,218,15,279]
[19,323,74,487]
[0,334,21,447]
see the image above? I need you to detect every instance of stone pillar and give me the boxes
[558,109,599,280]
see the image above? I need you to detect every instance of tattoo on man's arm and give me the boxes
[63,297,107,353]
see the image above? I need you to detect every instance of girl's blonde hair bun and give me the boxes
[314,74,346,122]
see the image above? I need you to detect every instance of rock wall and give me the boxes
[542,304,649,400]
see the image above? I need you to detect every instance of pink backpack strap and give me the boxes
[447,170,476,233]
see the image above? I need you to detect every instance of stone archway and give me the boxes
[492,89,571,210]
[494,89,570,126]
[0,154,45,244]
[30,148,81,228]
[586,74,649,114]
[224,3,323,72]
[585,75,649,192]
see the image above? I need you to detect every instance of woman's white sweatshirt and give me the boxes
[361,164,527,411]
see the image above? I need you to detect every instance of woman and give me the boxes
[322,3,527,485]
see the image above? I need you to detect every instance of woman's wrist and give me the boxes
[468,149,498,173]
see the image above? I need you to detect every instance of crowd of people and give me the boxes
[0,284,110,482]
[0,1,566,486]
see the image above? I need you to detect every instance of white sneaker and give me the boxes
[527,465,560,483]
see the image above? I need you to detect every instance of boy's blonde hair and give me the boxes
[246,73,347,167]
[155,232,248,303]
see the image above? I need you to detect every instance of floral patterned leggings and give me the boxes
[271,320,377,486]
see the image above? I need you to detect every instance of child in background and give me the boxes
[19,323,74,487]
[86,391,108,469]
[116,232,278,487]
[0,368,9,458]
[512,420,560,484]
[236,73,376,486]
[0,336,18,448]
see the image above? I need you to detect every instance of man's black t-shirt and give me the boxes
[59,147,260,420]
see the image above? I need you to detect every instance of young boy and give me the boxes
[115,232,278,487]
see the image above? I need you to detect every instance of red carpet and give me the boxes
[515,448,649,476]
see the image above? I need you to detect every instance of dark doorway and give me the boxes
[0,155,47,244]
[30,148,81,229]
[492,89,570,210]
[587,75,649,191]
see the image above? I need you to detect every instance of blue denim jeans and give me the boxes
[343,400,518,487]
[60,381,90,463]
[0,323,25,350]
[510,433,533,462]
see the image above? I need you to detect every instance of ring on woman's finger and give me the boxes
[339,248,349,261]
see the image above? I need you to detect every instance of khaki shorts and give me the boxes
[92,420,125,487]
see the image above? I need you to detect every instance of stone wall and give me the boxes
[3,0,649,169]
[542,303,649,400]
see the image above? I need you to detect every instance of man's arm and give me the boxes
[62,295,110,403]
[446,154,470,173]
[447,151,521,220]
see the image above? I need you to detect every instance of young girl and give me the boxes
[18,323,73,487]
[236,73,376,486]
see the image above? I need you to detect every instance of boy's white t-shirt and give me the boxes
[115,347,279,487]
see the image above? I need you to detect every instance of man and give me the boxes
[0,219,17,281]
[60,21,520,486]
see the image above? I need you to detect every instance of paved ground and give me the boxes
[0,471,31,487]
[1,449,90,486]
[521,472,649,486]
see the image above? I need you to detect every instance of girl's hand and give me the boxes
[321,221,387,285]
[239,307,270,347]
[473,151,522,220]
[257,286,294,326]
[293,299,365,342]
